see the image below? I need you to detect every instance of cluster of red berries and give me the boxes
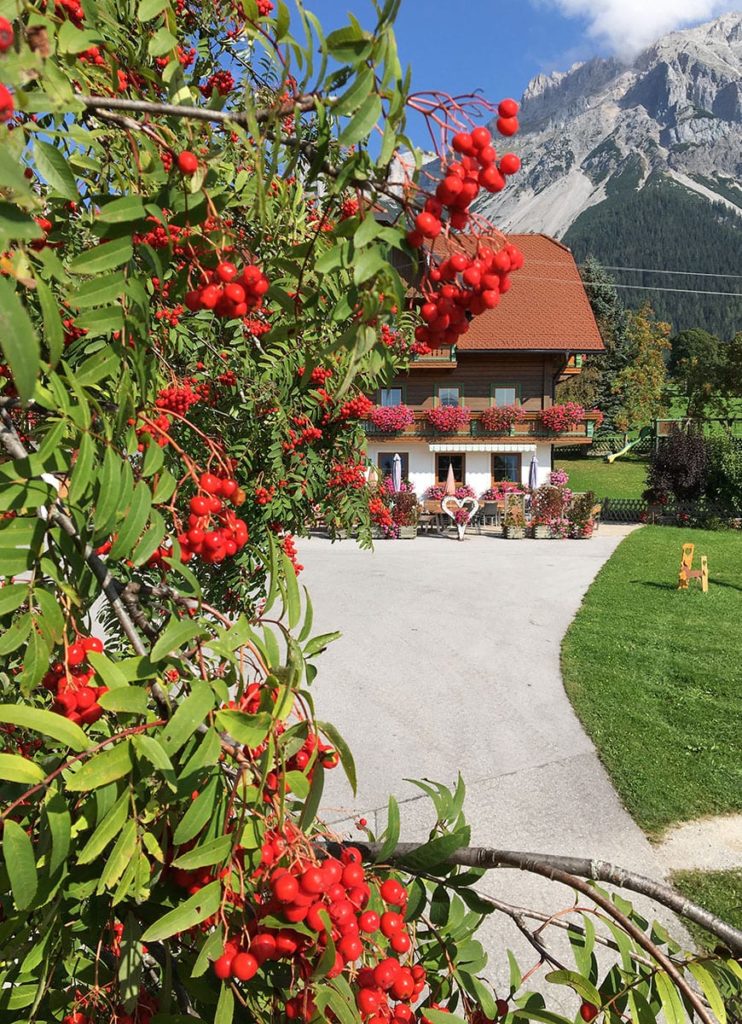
[177,471,248,565]
[155,380,209,415]
[62,990,158,1024]
[0,82,13,122]
[1,723,42,759]
[42,637,107,726]
[184,261,270,320]
[54,0,85,27]
[200,69,234,96]
[255,484,275,506]
[414,241,525,349]
[338,394,374,421]
[281,532,303,574]
[407,104,521,248]
[283,415,323,455]
[329,460,367,490]
[211,848,422,1014]
[369,496,394,532]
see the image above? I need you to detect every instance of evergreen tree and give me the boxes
[669,328,725,417]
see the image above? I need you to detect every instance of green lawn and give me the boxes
[553,456,648,500]
[561,526,742,836]
[672,870,742,951]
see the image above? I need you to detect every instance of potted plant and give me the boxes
[425,405,472,433]
[568,491,596,538]
[392,491,419,539]
[503,495,526,539]
[530,483,566,538]
[479,403,526,435]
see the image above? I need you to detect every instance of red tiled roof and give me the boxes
[456,234,605,352]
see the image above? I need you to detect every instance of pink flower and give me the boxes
[370,404,415,432]
[480,404,525,433]
[425,406,471,433]
[539,403,585,432]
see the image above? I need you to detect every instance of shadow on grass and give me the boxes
[636,580,742,593]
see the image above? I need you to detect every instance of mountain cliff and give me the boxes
[473,13,742,337]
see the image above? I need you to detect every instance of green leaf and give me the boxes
[215,984,234,1024]
[0,277,40,403]
[148,26,177,55]
[98,687,149,714]
[326,25,372,61]
[98,195,146,223]
[335,67,375,116]
[44,790,72,875]
[0,202,44,247]
[544,971,601,1008]
[304,631,341,657]
[57,20,104,53]
[317,720,356,795]
[36,279,64,368]
[73,344,121,386]
[71,272,127,308]
[74,304,125,338]
[66,740,133,791]
[283,553,301,628]
[655,971,686,1024]
[285,770,310,799]
[3,819,38,910]
[399,827,471,872]
[298,764,324,831]
[141,878,222,942]
[338,93,382,147]
[93,445,123,539]
[687,963,727,1024]
[68,431,95,505]
[33,139,79,201]
[424,1010,467,1024]
[77,788,129,864]
[159,681,215,756]
[214,710,271,748]
[0,583,29,616]
[109,480,151,559]
[377,794,400,862]
[99,817,137,890]
[171,834,232,871]
[0,752,46,783]
[0,704,90,752]
[151,616,208,661]
[68,236,133,274]
[138,0,168,18]
[87,651,129,690]
[173,776,219,845]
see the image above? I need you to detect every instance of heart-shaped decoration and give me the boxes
[441,496,479,541]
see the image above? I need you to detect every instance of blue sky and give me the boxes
[305,1,735,145]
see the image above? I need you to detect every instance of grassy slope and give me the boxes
[553,457,648,500]
[561,526,742,836]
[672,870,742,946]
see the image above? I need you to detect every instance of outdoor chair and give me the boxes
[481,501,500,527]
[591,503,602,532]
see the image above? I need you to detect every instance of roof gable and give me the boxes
[456,234,605,353]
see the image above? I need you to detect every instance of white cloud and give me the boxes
[544,0,733,57]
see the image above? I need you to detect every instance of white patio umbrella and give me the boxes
[528,453,539,491]
[445,461,457,496]
[392,452,402,493]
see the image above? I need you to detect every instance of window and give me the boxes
[380,388,403,407]
[437,387,460,407]
[378,452,409,478]
[492,453,521,483]
[492,386,518,407]
[436,453,465,486]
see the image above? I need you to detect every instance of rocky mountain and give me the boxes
[473,13,742,338]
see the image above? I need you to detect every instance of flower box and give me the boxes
[369,404,415,432]
[479,404,525,434]
[538,402,586,433]
[505,525,525,539]
[399,524,418,539]
[532,523,552,539]
[425,406,472,433]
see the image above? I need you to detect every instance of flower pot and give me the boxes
[573,525,593,539]
[532,524,552,539]
[505,526,525,539]
[399,524,418,539]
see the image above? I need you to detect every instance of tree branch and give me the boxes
[80,93,320,128]
[322,841,742,956]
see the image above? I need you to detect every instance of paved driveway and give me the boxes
[298,528,681,998]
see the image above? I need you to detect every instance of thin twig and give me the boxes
[79,93,320,127]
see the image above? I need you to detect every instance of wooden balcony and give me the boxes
[362,410,602,444]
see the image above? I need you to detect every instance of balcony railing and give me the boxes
[362,410,601,442]
[408,347,457,369]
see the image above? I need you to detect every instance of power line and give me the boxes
[523,259,742,280]
[512,275,742,298]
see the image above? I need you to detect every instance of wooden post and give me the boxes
[678,543,694,590]
[701,555,709,594]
